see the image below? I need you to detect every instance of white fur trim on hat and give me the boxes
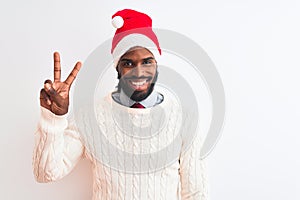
[112,33,161,67]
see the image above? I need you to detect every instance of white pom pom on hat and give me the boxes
[111,16,124,29]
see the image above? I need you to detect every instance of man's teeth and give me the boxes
[131,80,147,86]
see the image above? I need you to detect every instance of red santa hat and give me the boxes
[111,9,162,66]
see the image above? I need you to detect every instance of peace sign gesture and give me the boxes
[40,52,82,115]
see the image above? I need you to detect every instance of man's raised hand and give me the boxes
[40,52,82,115]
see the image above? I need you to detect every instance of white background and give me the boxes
[1,0,299,199]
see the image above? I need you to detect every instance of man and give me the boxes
[33,9,209,200]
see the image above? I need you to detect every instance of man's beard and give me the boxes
[117,71,158,102]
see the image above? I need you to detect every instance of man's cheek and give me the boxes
[121,71,133,79]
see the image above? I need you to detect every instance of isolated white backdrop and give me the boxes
[0,0,299,199]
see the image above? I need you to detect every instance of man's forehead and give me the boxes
[121,46,155,59]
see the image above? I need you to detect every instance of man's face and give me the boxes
[117,47,158,102]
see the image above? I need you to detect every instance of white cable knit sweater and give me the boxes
[33,89,209,200]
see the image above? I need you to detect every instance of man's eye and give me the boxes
[122,62,133,67]
[143,60,153,65]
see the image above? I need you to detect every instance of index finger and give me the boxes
[53,52,61,82]
[64,61,82,86]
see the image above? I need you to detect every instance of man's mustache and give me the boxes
[123,75,152,80]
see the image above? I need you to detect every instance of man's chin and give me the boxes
[121,83,155,102]
[129,90,150,102]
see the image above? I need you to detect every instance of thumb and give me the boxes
[44,83,66,107]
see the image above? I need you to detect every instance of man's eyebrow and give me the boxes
[119,58,133,62]
[143,57,155,61]
[120,57,155,62]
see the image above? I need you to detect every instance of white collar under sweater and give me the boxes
[111,89,164,108]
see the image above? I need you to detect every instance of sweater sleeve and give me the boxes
[32,107,85,183]
[179,130,210,200]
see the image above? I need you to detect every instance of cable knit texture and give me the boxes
[33,89,209,200]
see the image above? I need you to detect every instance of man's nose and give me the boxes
[132,64,144,77]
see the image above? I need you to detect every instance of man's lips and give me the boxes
[130,79,147,86]
[125,77,151,91]
[124,76,152,81]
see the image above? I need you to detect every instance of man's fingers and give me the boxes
[43,82,65,106]
[44,82,56,96]
[40,89,51,105]
[44,79,53,85]
[64,61,82,86]
[53,52,61,82]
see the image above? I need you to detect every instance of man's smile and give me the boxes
[125,77,152,91]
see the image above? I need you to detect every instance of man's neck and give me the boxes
[111,89,163,108]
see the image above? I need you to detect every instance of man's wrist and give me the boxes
[39,106,68,130]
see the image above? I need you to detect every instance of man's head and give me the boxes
[110,9,161,102]
[116,46,158,102]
